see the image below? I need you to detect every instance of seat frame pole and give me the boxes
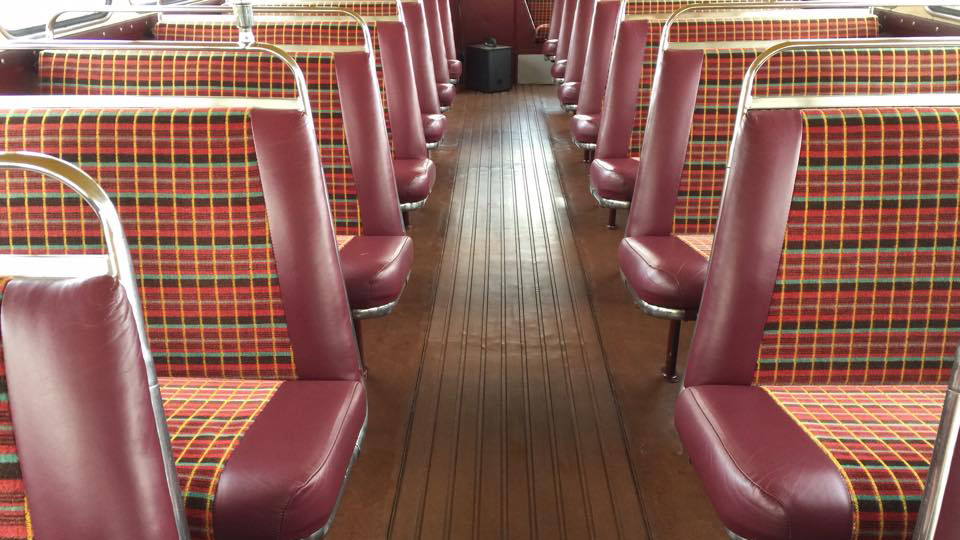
[607,208,617,229]
[662,319,682,382]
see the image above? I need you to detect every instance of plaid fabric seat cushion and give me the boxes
[336,235,355,250]
[160,377,282,540]
[0,108,298,380]
[0,278,30,540]
[154,20,367,46]
[765,385,944,540]
[627,16,878,161]
[37,51,365,236]
[676,234,712,258]
[756,108,960,385]
[526,0,552,41]
[625,0,793,15]
[674,46,957,237]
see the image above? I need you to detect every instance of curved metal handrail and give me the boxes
[914,353,960,540]
[0,151,191,540]
[0,39,313,114]
[48,4,374,55]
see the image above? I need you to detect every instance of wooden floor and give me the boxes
[386,85,647,539]
[327,86,727,540]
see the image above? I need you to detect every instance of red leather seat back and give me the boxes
[0,275,179,540]
[38,48,405,237]
[0,106,362,382]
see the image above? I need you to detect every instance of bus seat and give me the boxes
[677,104,960,540]
[570,0,621,148]
[0,275,180,540]
[38,48,413,320]
[556,0,595,110]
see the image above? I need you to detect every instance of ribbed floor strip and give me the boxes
[387,86,648,540]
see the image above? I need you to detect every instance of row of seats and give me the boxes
[549,1,960,539]
[0,1,459,538]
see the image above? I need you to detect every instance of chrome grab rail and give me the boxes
[0,39,312,114]
[914,353,960,540]
[48,3,374,55]
[0,151,191,540]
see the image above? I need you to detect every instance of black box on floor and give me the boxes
[465,43,513,93]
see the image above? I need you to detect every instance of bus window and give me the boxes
[0,1,111,37]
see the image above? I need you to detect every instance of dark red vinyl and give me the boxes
[624,49,704,237]
[423,112,448,144]
[571,113,600,145]
[559,0,596,94]
[542,38,559,57]
[438,0,459,63]
[395,158,437,205]
[618,236,708,311]
[551,58,568,79]
[575,0,623,129]
[3,276,179,540]
[558,80,581,105]
[683,110,803,388]
[378,21,430,160]
[589,157,639,202]
[448,58,463,80]
[437,82,456,108]
[214,381,367,540]
[340,235,414,310]
[401,0,444,116]
[423,0,453,86]
[594,20,649,160]
[251,109,363,381]
[554,0,578,61]
[676,386,853,540]
[334,50,406,237]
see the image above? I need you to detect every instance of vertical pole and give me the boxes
[662,319,682,382]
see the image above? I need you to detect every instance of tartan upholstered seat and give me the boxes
[0,107,367,540]
[249,0,401,17]
[619,45,960,317]
[38,48,414,316]
[152,16,440,205]
[0,275,183,540]
[590,13,880,211]
[675,106,960,540]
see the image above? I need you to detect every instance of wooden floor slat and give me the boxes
[387,86,650,540]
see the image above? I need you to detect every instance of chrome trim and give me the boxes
[300,413,368,540]
[547,55,557,62]
[449,78,459,84]
[351,296,401,319]
[553,77,564,85]
[573,138,597,151]
[0,151,191,540]
[590,185,631,210]
[0,25,14,39]
[399,197,429,212]
[619,271,694,321]
[726,530,749,540]
[0,40,311,114]
[913,353,960,540]
[0,95,301,110]
[49,5,374,56]
[750,92,960,110]
[426,140,441,150]
[562,103,578,113]
[440,105,451,112]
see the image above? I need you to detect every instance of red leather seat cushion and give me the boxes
[543,39,558,56]
[447,58,462,80]
[618,235,707,311]
[571,113,599,144]
[589,157,639,202]
[437,82,456,108]
[422,113,447,144]
[558,81,580,105]
[675,385,853,540]
[340,235,414,310]
[551,59,567,79]
[395,158,437,204]
[208,380,367,540]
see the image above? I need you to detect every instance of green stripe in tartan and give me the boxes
[766,385,943,540]
[38,49,366,236]
[0,108,298,381]
[756,107,960,385]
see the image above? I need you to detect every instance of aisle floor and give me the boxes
[327,86,726,540]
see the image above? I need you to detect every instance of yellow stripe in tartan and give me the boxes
[676,234,713,259]
[763,386,864,537]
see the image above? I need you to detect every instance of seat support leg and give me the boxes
[607,208,617,229]
[662,319,682,383]
[354,318,368,378]
[583,149,594,163]
[403,210,410,229]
